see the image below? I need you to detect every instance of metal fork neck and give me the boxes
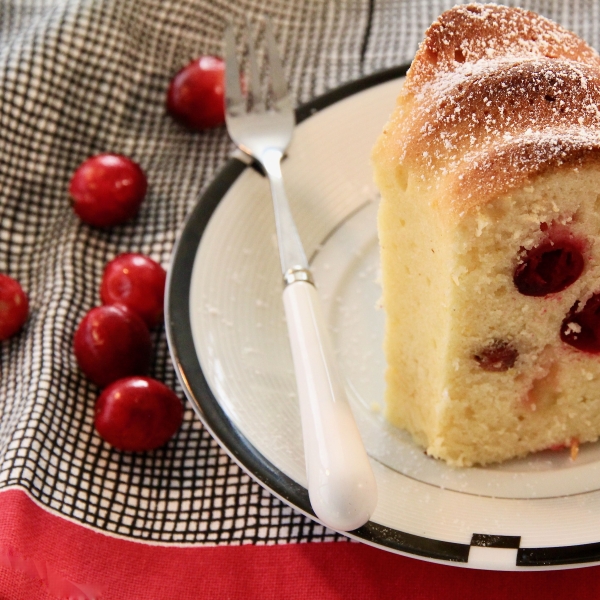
[259,151,310,278]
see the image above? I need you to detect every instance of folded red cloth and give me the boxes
[2,488,600,600]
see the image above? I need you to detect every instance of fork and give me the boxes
[224,21,377,531]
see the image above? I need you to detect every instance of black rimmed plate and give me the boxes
[166,65,600,570]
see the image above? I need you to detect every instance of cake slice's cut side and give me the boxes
[377,162,600,466]
[374,160,453,451]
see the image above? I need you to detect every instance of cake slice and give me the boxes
[372,3,600,466]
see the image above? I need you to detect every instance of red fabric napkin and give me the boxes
[2,488,600,600]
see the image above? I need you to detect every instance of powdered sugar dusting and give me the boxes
[374,4,600,219]
[407,3,600,93]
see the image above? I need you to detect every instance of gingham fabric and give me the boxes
[1,0,600,545]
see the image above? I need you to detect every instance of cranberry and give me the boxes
[0,274,29,340]
[73,304,151,387]
[94,376,183,451]
[166,56,225,130]
[514,240,584,296]
[69,154,147,227]
[100,253,166,328]
[474,339,518,371]
[561,293,600,352]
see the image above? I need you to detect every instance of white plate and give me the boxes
[166,66,600,570]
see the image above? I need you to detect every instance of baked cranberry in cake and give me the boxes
[474,340,518,372]
[561,293,600,352]
[514,239,584,296]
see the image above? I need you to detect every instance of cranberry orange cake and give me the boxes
[372,4,600,466]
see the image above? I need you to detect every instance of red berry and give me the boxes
[101,253,166,328]
[561,293,600,352]
[473,339,518,371]
[0,274,29,340]
[69,154,147,227]
[514,240,584,297]
[95,376,183,451]
[74,304,151,387]
[166,56,225,130]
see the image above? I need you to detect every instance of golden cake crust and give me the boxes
[373,4,600,221]
[407,3,600,91]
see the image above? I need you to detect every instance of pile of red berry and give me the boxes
[2,54,228,451]
[63,143,184,452]
[73,251,182,452]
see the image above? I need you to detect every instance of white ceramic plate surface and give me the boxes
[166,66,600,570]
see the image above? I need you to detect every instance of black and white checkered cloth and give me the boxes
[1,0,600,545]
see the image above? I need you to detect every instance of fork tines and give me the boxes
[224,20,291,113]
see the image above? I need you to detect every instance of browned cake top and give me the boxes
[375,4,600,220]
[406,4,600,92]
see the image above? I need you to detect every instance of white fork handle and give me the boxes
[282,280,377,531]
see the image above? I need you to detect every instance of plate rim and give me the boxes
[165,64,600,569]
